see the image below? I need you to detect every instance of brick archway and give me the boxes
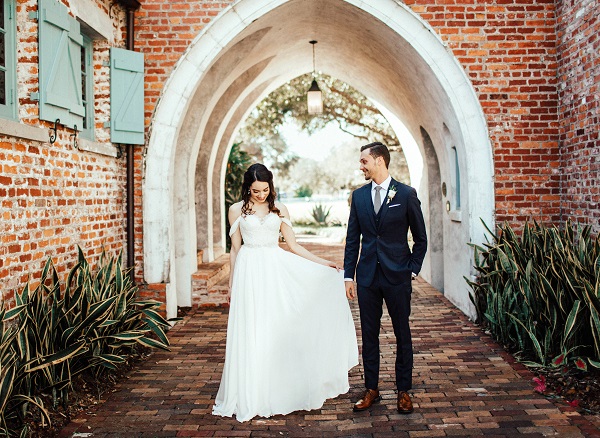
[143,0,493,319]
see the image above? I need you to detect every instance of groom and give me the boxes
[344,142,427,414]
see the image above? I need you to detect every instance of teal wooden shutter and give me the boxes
[0,0,17,120]
[110,48,145,144]
[38,0,84,129]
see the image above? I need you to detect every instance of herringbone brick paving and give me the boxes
[59,243,600,437]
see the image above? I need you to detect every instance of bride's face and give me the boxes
[249,181,270,204]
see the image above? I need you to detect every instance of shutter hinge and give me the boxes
[102,60,110,67]
[28,11,39,20]
[30,92,40,101]
[103,121,111,128]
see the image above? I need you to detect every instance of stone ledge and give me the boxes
[0,119,48,143]
[191,254,230,306]
[191,254,229,281]
[77,138,119,157]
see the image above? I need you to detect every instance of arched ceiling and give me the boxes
[188,0,461,156]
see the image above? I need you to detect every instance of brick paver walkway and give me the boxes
[59,243,600,437]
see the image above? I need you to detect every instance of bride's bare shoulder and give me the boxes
[229,201,243,212]
[275,201,289,216]
[229,202,243,219]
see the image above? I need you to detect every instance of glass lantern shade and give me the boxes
[307,79,323,114]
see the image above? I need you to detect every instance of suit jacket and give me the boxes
[344,178,427,287]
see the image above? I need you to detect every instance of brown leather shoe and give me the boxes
[353,389,381,411]
[397,391,413,414]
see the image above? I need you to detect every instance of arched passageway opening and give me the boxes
[143,0,494,319]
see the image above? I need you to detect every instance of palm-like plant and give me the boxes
[0,248,176,436]
[467,220,600,370]
[310,204,332,225]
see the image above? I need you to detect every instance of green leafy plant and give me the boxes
[295,185,313,198]
[0,307,51,436]
[225,143,253,209]
[0,248,176,436]
[310,203,332,225]
[466,220,600,370]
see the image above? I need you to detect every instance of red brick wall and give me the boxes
[0,136,127,304]
[137,0,235,126]
[556,0,600,233]
[409,0,561,225]
[0,0,128,306]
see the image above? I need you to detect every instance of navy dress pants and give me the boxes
[357,264,413,392]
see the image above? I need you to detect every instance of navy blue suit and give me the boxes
[344,178,427,392]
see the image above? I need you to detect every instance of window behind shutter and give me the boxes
[0,0,17,120]
[110,47,144,145]
[38,0,84,129]
[80,34,94,140]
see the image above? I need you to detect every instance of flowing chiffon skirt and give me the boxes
[212,234,358,422]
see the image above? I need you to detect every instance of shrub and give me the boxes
[466,221,600,370]
[295,185,313,198]
[0,248,176,436]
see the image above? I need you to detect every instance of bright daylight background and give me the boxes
[280,123,364,242]
[274,109,421,242]
[279,121,357,162]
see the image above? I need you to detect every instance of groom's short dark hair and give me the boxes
[361,142,390,168]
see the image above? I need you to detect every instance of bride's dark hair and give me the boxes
[241,163,280,216]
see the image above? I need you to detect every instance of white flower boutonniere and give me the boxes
[386,185,398,204]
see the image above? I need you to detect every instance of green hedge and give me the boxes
[0,248,176,436]
[467,221,600,370]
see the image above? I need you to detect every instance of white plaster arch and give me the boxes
[143,0,494,319]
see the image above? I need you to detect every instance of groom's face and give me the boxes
[359,149,377,181]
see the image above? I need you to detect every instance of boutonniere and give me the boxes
[386,185,397,204]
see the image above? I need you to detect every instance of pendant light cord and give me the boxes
[310,40,317,77]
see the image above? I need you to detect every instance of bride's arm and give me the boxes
[228,204,243,289]
[277,203,340,269]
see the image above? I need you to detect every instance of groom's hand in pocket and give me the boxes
[345,280,356,300]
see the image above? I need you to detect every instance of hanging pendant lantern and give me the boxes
[307,40,323,115]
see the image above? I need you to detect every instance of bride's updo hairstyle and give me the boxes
[241,163,280,216]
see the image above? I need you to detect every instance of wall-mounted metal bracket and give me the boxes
[71,125,79,149]
[49,119,60,144]
[116,144,123,159]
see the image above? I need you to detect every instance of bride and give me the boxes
[212,163,358,422]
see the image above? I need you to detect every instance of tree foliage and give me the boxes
[225,143,253,208]
[233,73,410,194]
[235,73,402,159]
[224,143,252,250]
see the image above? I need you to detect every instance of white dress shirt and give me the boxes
[371,175,392,206]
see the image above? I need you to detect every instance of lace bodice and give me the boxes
[229,212,292,248]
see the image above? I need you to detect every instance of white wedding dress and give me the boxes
[212,212,358,422]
